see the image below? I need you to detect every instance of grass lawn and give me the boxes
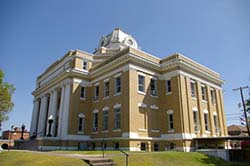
[0,150,249,166]
[0,151,86,166]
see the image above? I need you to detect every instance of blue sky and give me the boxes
[1,0,250,133]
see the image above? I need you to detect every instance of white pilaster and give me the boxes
[51,89,58,137]
[46,91,54,136]
[57,85,65,137]
[61,83,71,138]
[37,95,49,137]
[30,98,40,137]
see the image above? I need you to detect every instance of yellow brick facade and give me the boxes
[30,29,227,151]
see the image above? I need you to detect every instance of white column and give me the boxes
[57,85,65,137]
[46,91,54,136]
[61,83,71,138]
[37,95,48,137]
[50,89,58,137]
[30,98,39,137]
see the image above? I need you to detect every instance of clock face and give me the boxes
[127,39,133,46]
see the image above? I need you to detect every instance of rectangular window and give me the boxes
[78,117,84,132]
[190,80,197,98]
[150,78,157,96]
[204,113,210,131]
[83,61,88,70]
[166,80,171,93]
[115,77,121,94]
[80,86,86,99]
[104,81,109,98]
[201,84,207,101]
[94,85,99,101]
[102,111,109,131]
[213,115,219,132]
[168,114,174,130]
[114,108,121,129]
[210,89,216,105]
[193,111,199,131]
[138,75,145,92]
[92,113,98,132]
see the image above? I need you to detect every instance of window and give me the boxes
[190,80,197,98]
[150,78,157,96]
[210,89,216,105]
[213,114,219,132]
[83,61,88,70]
[193,109,199,131]
[92,113,98,132]
[115,77,121,94]
[80,86,86,99]
[138,75,145,92]
[94,85,99,101]
[167,110,174,131]
[104,81,109,98]
[102,110,109,131]
[204,112,210,131]
[168,114,174,130]
[114,107,121,129]
[78,115,85,132]
[201,84,207,101]
[166,80,171,93]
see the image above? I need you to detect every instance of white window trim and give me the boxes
[138,74,145,93]
[113,72,121,78]
[92,109,99,113]
[167,109,174,114]
[103,106,109,111]
[114,103,121,109]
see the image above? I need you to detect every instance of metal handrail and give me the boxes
[117,148,129,166]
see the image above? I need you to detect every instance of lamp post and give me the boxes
[20,124,25,140]
[47,115,53,137]
[8,125,15,151]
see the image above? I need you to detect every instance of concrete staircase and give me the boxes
[83,158,116,166]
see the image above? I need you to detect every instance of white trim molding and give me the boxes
[150,104,159,110]
[138,102,147,108]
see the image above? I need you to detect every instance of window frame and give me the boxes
[92,112,98,132]
[80,86,86,99]
[102,110,109,131]
[115,76,121,94]
[114,107,121,130]
[210,88,216,105]
[166,80,172,94]
[190,80,197,98]
[150,78,157,96]
[78,114,85,133]
[204,112,210,131]
[83,61,88,70]
[103,81,110,98]
[138,75,145,93]
[201,84,207,101]
[94,85,99,101]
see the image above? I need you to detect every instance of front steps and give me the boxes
[83,158,116,166]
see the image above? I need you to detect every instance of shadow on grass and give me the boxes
[198,155,250,166]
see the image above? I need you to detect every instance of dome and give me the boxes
[95,28,138,54]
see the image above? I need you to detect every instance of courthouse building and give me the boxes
[30,28,227,151]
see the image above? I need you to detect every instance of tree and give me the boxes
[0,69,15,131]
